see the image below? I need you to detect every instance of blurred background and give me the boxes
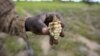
[2,0,100,56]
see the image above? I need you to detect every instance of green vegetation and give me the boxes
[15,2,89,15]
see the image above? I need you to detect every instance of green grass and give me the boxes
[15,2,89,15]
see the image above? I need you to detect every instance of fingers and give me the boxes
[60,31,65,37]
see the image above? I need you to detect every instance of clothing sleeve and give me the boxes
[32,15,47,32]
[34,19,47,31]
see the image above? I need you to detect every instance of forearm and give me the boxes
[25,17,49,35]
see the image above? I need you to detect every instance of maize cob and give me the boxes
[48,18,62,40]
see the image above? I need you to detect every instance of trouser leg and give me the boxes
[0,41,8,56]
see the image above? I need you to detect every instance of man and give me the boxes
[0,0,65,55]
[25,12,65,45]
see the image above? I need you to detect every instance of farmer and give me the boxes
[0,0,65,56]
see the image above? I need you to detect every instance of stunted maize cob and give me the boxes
[48,18,62,40]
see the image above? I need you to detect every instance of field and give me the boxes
[4,2,100,56]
